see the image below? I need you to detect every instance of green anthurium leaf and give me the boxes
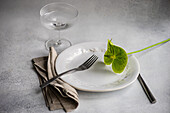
[104,39,128,73]
[104,38,170,74]
[111,45,128,73]
[104,39,115,65]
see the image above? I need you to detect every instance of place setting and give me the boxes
[32,2,170,112]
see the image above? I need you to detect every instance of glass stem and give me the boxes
[58,29,60,39]
[57,30,61,45]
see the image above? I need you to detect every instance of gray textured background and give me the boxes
[0,0,170,113]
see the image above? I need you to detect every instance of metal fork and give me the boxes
[40,54,98,89]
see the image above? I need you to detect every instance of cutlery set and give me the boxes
[40,54,156,104]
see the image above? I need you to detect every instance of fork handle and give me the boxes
[40,68,77,89]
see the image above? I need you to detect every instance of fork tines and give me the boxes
[83,54,98,68]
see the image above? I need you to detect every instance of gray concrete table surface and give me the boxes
[0,0,170,113]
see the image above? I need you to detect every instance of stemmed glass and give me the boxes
[40,2,78,52]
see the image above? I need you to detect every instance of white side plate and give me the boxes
[56,42,140,92]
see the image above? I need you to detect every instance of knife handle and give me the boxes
[137,74,156,104]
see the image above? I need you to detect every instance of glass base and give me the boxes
[45,38,72,53]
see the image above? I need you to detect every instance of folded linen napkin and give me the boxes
[32,47,79,112]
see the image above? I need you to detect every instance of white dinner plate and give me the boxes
[55,42,140,92]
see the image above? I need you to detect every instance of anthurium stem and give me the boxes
[127,38,170,55]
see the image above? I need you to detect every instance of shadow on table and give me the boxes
[77,84,134,100]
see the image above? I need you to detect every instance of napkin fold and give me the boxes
[32,47,79,112]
